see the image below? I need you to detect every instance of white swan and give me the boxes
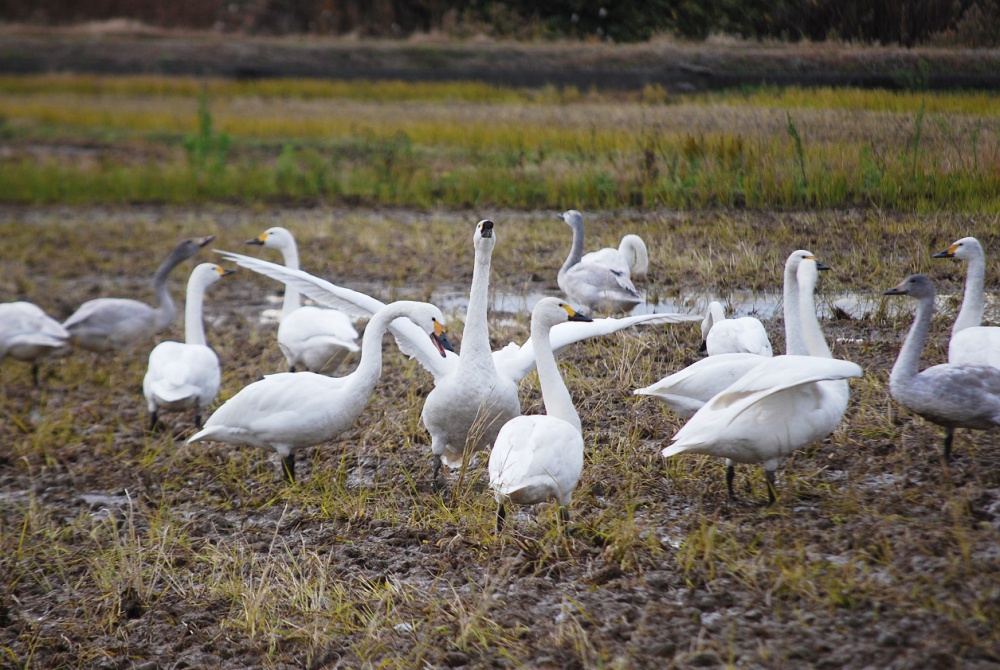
[142,263,232,430]
[582,233,649,280]
[700,301,773,356]
[188,300,452,482]
[661,257,860,503]
[0,301,69,385]
[557,210,643,313]
[635,250,820,417]
[63,235,214,352]
[932,236,1000,369]
[215,232,698,479]
[489,298,590,532]
[884,274,1000,462]
[246,226,359,373]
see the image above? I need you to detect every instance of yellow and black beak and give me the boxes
[430,321,455,357]
[804,254,831,271]
[561,304,593,323]
[216,266,235,277]
[933,244,958,259]
[246,233,268,246]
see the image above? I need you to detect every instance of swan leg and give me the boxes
[432,454,442,489]
[558,506,571,534]
[725,461,736,499]
[942,427,954,463]
[289,364,297,373]
[193,412,202,428]
[281,454,296,482]
[496,502,506,534]
[31,363,40,387]
[764,469,777,506]
[148,410,159,432]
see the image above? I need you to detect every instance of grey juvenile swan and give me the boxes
[556,210,643,313]
[884,273,1000,461]
[63,235,214,352]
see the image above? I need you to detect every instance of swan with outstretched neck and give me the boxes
[932,236,1000,369]
[884,273,1000,462]
[143,263,233,430]
[188,300,452,482]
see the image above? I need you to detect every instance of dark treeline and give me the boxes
[3,0,999,46]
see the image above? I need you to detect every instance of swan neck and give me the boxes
[891,293,934,384]
[783,264,805,356]
[798,274,832,358]
[458,241,494,366]
[183,276,208,346]
[532,319,581,434]
[151,251,183,332]
[277,241,302,319]
[349,303,409,395]
[560,218,585,274]
[954,252,985,334]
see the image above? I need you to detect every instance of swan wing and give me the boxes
[634,353,767,418]
[488,415,585,506]
[217,251,456,380]
[949,326,1000,369]
[144,342,221,406]
[706,318,773,357]
[581,248,629,275]
[494,311,701,382]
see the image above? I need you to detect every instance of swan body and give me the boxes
[188,300,451,482]
[246,227,359,373]
[701,301,773,356]
[884,274,1000,461]
[582,233,649,280]
[0,301,69,385]
[636,250,820,417]
[489,298,590,531]
[63,236,214,352]
[932,236,1000,369]
[557,210,643,313]
[142,263,232,429]
[662,255,859,503]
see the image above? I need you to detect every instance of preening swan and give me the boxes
[142,263,232,430]
[932,236,1000,369]
[556,210,643,313]
[63,235,214,353]
[0,301,69,385]
[660,256,859,503]
[246,226,359,373]
[700,301,773,357]
[489,298,590,532]
[582,233,649,280]
[883,274,1000,462]
[188,301,452,482]
[636,250,821,418]
[216,232,698,479]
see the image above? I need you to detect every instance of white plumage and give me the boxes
[932,236,1000,369]
[246,226,359,373]
[489,298,590,532]
[142,263,232,430]
[700,300,773,356]
[0,301,69,385]
[581,233,649,280]
[556,210,643,313]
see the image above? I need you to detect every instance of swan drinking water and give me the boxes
[63,235,214,353]
[142,263,233,430]
[883,273,1000,462]
[245,226,359,373]
[489,298,591,532]
[188,300,452,482]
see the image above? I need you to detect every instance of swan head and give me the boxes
[246,227,294,250]
[474,220,496,254]
[532,297,593,330]
[556,210,584,230]
[620,234,649,279]
[403,303,454,357]
[796,257,830,292]
[933,236,982,261]
[884,273,935,300]
[784,249,829,277]
[172,235,215,261]
[190,263,235,289]
[700,301,726,342]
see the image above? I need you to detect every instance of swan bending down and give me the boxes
[489,298,590,532]
[215,241,699,478]
[246,227,359,373]
[63,236,214,352]
[143,263,232,430]
[582,233,649,280]
[883,274,1000,462]
[636,250,822,418]
[661,257,859,503]
[0,301,69,385]
[700,301,773,356]
[932,236,1000,369]
[557,210,643,313]
[188,301,452,482]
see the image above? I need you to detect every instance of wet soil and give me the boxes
[1,205,1000,669]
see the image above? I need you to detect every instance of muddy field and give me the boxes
[1,205,1000,669]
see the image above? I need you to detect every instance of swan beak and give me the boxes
[816,261,831,271]
[932,244,957,258]
[479,220,494,239]
[555,212,566,221]
[430,322,454,357]
[197,235,215,247]
[246,233,267,246]
[216,267,236,277]
[562,304,593,323]
[883,282,907,296]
